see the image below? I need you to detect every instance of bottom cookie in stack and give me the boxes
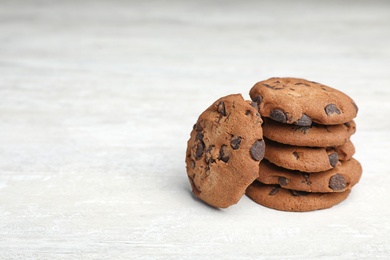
[246,182,351,212]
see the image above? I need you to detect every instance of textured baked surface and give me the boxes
[334,140,356,161]
[246,182,351,212]
[262,118,356,147]
[264,139,355,172]
[186,94,265,208]
[257,158,362,193]
[249,77,358,126]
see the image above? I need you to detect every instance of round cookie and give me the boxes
[264,139,356,172]
[186,94,265,208]
[257,158,362,193]
[262,118,356,147]
[249,77,358,126]
[246,182,351,212]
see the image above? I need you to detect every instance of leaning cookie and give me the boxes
[186,94,265,208]
[264,139,356,172]
[262,118,356,147]
[257,158,362,193]
[249,77,358,126]
[246,182,351,212]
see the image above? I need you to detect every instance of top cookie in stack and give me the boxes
[246,77,362,212]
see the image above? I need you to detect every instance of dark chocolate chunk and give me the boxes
[205,145,215,164]
[195,123,203,132]
[250,139,265,161]
[264,83,284,90]
[294,126,310,134]
[296,114,312,126]
[278,177,289,186]
[219,145,230,163]
[268,186,279,196]
[191,160,195,169]
[294,82,310,87]
[250,101,259,112]
[329,174,347,191]
[195,131,203,141]
[195,141,205,160]
[293,152,300,160]
[270,109,287,123]
[325,104,341,116]
[290,190,309,196]
[328,152,339,168]
[253,95,263,105]
[301,173,312,185]
[217,101,227,116]
[230,136,242,150]
[263,83,274,89]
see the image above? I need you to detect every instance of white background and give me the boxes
[0,0,389,258]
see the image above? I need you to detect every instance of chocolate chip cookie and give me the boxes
[262,118,356,147]
[246,182,351,212]
[264,139,356,172]
[249,77,358,126]
[186,94,265,208]
[257,158,362,193]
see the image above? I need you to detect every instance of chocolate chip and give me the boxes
[294,126,310,134]
[195,123,203,132]
[217,101,227,116]
[195,131,203,141]
[250,101,259,112]
[290,190,309,196]
[301,173,312,185]
[293,152,300,160]
[270,109,287,123]
[325,104,341,116]
[195,141,205,160]
[219,145,230,163]
[296,114,312,126]
[328,152,339,168]
[329,174,346,191]
[294,82,310,87]
[278,177,289,186]
[230,136,242,150]
[253,95,263,105]
[264,83,283,90]
[250,139,265,161]
[205,145,215,164]
[268,186,279,196]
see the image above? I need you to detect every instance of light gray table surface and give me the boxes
[1,0,389,259]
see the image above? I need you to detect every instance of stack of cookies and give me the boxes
[186,77,362,212]
[246,78,362,211]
